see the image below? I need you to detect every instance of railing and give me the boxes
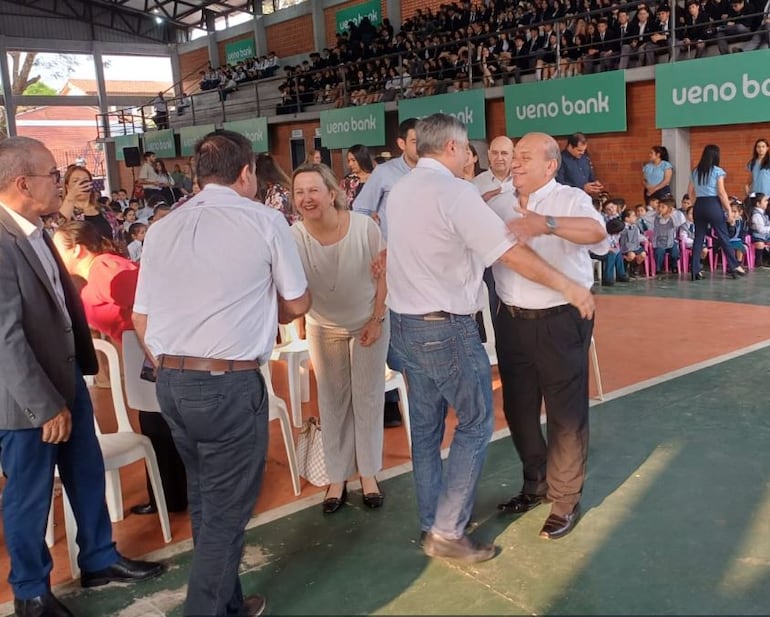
[96,2,770,138]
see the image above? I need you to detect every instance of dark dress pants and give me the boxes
[156,368,268,617]
[495,305,593,517]
[692,196,738,275]
[0,366,118,599]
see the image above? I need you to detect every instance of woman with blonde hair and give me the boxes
[291,163,388,514]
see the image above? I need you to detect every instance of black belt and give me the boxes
[158,355,260,373]
[503,303,571,320]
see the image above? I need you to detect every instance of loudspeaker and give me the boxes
[123,147,141,168]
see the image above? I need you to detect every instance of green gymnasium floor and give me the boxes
[4,271,770,616]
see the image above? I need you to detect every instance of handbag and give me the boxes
[296,417,330,487]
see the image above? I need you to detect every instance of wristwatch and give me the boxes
[545,215,558,234]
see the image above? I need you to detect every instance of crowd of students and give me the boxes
[594,137,770,285]
[263,0,770,112]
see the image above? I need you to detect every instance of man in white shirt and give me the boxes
[132,130,310,617]
[472,135,514,201]
[138,151,163,205]
[387,114,594,564]
[491,132,609,540]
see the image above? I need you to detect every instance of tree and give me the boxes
[23,81,57,96]
[0,52,82,138]
[8,51,82,96]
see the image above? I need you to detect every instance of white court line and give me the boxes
[14,337,767,614]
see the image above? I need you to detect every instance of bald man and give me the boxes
[472,136,514,202]
[488,132,609,540]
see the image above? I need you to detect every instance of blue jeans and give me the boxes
[601,250,626,283]
[0,367,117,599]
[156,368,268,616]
[389,311,494,540]
[654,244,680,271]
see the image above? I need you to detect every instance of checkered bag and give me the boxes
[296,417,330,487]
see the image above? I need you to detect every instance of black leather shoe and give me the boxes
[362,478,384,509]
[498,492,547,514]
[130,502,158,515]
[691,271,704,281]
[81,555,165,588]
[14,592,73,617]
[423,532,496,563]
[539,504,581,540]
[322,482,347,514]
[242,594,267,616]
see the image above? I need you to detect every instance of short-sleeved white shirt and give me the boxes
[472,169,513,196]
[386,157,515,315]
[139,162,161,190]
[488,179,610,309]
[134,184,308,364]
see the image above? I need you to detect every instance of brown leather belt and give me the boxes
[504,303,572,320]
[158,355,260,373]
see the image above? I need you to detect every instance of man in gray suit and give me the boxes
[0,137,163,617]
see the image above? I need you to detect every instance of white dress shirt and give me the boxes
[134,184,308,363]
[0,202,70,325]
[472,169,513,196]
[386,158,515,315]
[139,162,161,190]
[488,179,609,309]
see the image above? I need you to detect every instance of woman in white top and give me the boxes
[291,163,388,515]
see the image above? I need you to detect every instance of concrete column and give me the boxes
[170,45,183,96]
[0,35,17,137]
[254,16,268,57]
[386,0,401,30]
[205,11,220,67]
[312,1,326,51]
[662,127,691,204]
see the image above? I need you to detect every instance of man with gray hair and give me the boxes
[0,137,163,617]
[492,132,609,540]
[387,114,595,563]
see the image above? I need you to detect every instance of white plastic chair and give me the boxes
[261,362,301,496]
[480,299,498,366]
[271,322,311,428]
[589,336,604,401]
[121,331,162,413]
[57,339,172,578]
[384,366,411,451]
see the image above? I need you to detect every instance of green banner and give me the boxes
[114,134,139,161]
[320,103,385,149]
[504,71,626,137]
[225,38,255,65]
[223,117,269,153]
[656,50,770,129]
[179,124,215,156]
[335,0,381,35]
[398,89,486,140]
[142,129,176,159]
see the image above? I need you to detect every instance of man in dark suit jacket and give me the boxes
[0,137,163,617]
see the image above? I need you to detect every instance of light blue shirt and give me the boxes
[747,161,770,196]
[691,166,725,197]
[353,155,413,241]
[643,160,672,187]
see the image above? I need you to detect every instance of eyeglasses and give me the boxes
[27,170,61,183]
